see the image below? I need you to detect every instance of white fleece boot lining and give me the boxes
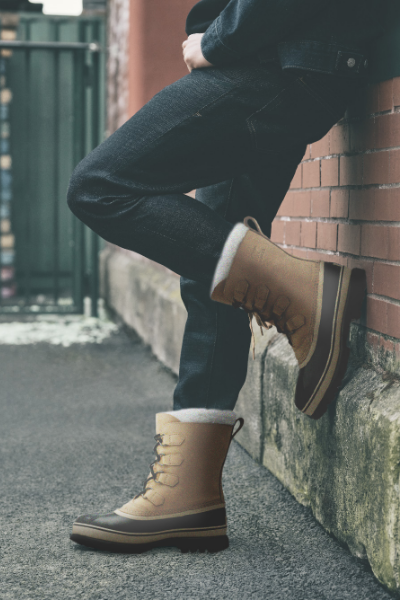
[210,223,249,295]
[165,409,237,425]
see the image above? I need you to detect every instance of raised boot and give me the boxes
[211,216,366,420]
[70,411,244,553]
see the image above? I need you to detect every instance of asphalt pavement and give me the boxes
[0,317,395,600]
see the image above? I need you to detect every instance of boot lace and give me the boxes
[234,216,304,359]
[248,310,275,358]
[247,308,292,359]
[232,296,294,360]
[133,433,165,499]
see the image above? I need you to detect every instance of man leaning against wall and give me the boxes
[66,0,388,554]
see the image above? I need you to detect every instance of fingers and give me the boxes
[183,52,193,71]
[182,35,194,48]
[182,33,201,47]
[182,34,205,72]
[183,52,190,71]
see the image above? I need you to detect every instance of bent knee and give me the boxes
[67,161,87,216]
[66,157,103,222]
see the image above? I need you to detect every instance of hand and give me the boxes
[182,33,213,72]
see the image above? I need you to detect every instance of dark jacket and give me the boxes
[185,0,389,79]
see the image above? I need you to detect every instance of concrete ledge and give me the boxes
[100,247,186,374]
[260,335,400,592]
[100,246,400,593]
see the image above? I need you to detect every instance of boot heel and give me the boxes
[177,536,229,554]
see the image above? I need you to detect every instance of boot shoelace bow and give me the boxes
[235,293,303,360]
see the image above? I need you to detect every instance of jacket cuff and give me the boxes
[200,18,242,66]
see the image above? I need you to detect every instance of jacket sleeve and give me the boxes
[186,0,230,35]
[200,0,331,66]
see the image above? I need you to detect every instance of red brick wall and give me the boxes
[271,77,400,373]
[107,0,193,125]
[128,0,194,116]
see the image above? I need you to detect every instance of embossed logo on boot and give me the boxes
[251,246,267,263]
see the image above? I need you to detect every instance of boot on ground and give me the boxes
[70,410,244,553]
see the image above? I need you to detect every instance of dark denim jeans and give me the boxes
[67,56,364,411]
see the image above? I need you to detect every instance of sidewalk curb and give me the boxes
[100,246,400,594]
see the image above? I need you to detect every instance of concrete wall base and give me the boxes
[100,247,186,374]
[101,246,400,593]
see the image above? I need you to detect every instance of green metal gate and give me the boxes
[0,14,105,316]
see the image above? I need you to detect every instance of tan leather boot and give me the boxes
[211,217,366,420]
[70,412,244,553]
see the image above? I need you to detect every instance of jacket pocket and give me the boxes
[245,86,292,152]
[245,73,360,154]
[294,71,359,121]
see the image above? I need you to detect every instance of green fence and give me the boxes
[0,13,105,316]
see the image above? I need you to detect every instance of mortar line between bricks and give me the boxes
[306,147,400,158]
[341,109,393,120]
[275,244,400,266]
[319,158,322,188]
[366,328,400,345]
[275,217,400,226]
[289,183,400,189]
[368,293,400,307]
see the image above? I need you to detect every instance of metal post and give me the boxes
[24,48,32,307]
[72,48,85,315]
[90,49,100,318]
[53,47,60,305]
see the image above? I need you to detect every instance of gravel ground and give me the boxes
[0,318,395,600]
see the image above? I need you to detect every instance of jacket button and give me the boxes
[347,58,356,68]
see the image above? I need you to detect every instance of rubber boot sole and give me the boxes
[296,266,367,420]
[70,533,229,554]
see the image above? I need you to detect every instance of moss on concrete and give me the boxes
[262,335,400,592]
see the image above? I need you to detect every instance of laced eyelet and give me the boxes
[133,434,165,499]
[153,472,165,483]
